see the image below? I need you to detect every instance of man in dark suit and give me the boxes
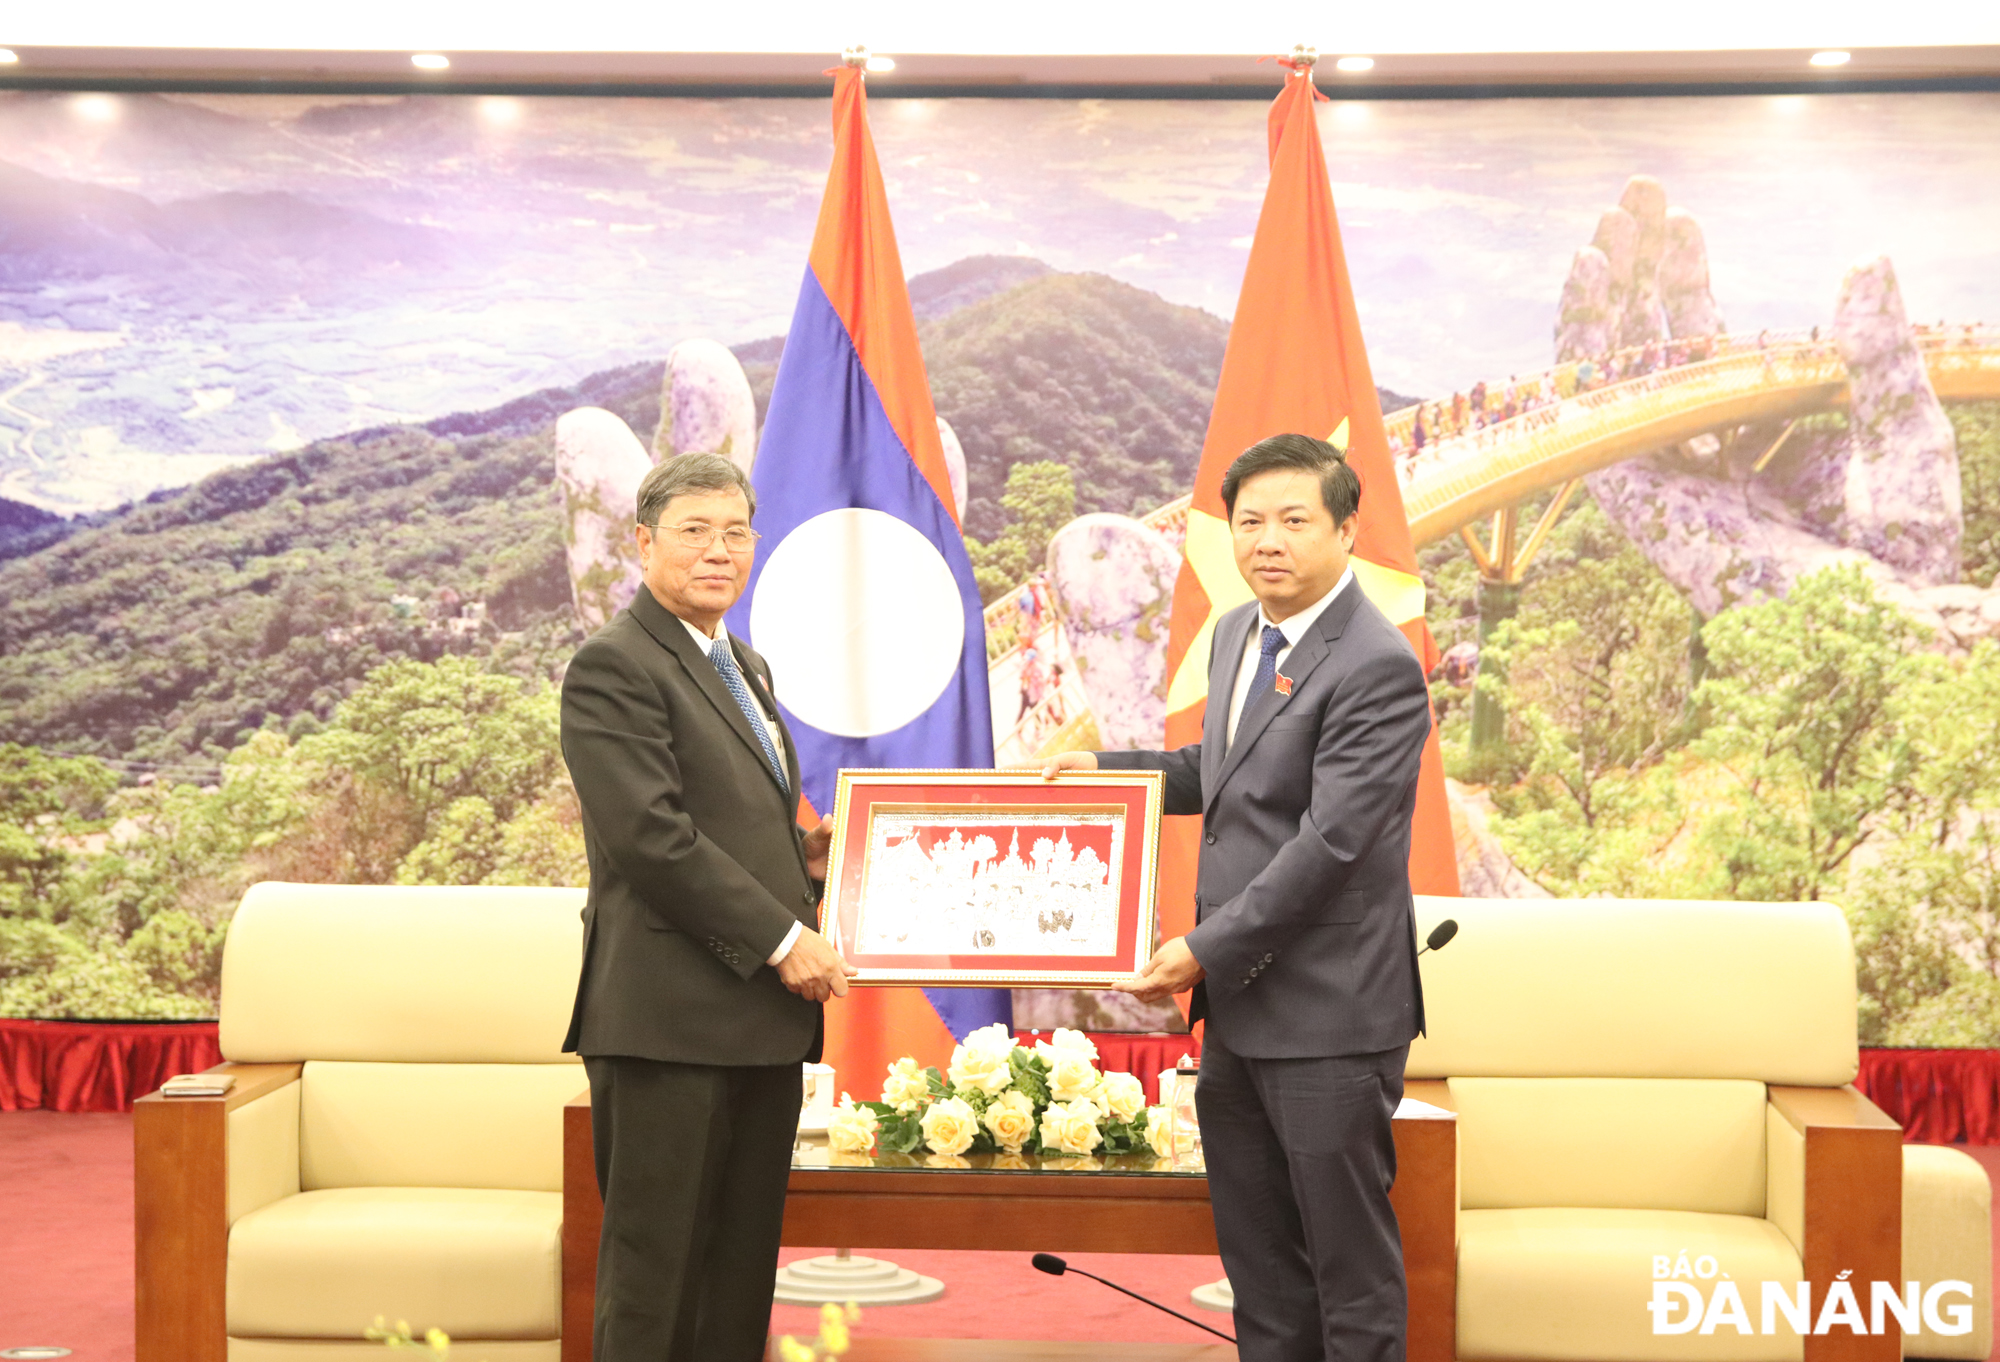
[560,452,857,1362]
[1043,433,1432,1362]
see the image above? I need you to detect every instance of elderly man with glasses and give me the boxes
[559,452,856,1362]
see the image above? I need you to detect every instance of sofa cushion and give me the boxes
[299,1062,586,1192]
[1451,1078,1767,1215]
[220,883,585,1064]
[1457,1206,1804,1362]
[1903,1145,1993,1360]
[1409,898,1856,1084]
[227,1188,561,1339]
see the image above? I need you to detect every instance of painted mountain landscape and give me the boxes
[4,88,2000,1037]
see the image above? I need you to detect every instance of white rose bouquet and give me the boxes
[845,1026,1156,1158]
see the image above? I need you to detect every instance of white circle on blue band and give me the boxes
[749,507,965,738]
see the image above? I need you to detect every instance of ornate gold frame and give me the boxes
[821,768,1164,987]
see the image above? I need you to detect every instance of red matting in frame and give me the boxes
[823,770,1163,987]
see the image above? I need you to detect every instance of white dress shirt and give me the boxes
[1225,566,1355,749]
[678,615,803,966]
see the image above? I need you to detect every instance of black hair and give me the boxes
[1219,432,1362,523]
[636,452,757,526]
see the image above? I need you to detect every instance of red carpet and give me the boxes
[4,1110,1997,1360]
[770,1248,1231,1346]
[0,1113,136,1361]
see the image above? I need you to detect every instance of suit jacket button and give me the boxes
[1205,833,1217,845]
[802,888,816,906]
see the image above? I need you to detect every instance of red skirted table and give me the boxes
[1855,1047,2000,1143]
[3,1020,1994,1137]
[0,1018,221,1112]
[1014,1030,1199,1106]
[1015,1037,2000,1144]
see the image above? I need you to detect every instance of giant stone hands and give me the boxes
[557,342,763,634]
[1565,177,1998,647]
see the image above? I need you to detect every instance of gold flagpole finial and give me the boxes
[842,45,871,70]
[1289,44,1318,72]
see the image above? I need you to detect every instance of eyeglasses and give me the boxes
[645,522,761,553]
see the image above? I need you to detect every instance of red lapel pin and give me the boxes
[1275,674,1293,697]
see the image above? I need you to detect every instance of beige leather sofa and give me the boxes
[136,883,587,1362]
[136,883,1989,1362]
[1408,895,1989,1362]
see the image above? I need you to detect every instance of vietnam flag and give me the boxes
[1159,60,1460,955]
[727,63,1004,1088]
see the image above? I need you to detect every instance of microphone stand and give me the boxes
[1032,1257,1237,1344]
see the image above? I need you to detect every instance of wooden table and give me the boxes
[563,1080,1458,1362]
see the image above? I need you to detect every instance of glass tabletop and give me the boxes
[791,1133,1205,1177]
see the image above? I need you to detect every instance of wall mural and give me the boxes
[2,88,1997,1043]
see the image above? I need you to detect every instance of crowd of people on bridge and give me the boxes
[1390,318,2000,486]
[1388,332,1734,483]
[1916,321,1993,347]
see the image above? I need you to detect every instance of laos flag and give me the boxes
[727,64,1007,1064]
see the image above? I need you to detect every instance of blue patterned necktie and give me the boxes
[1249,624,1286,703]
[709,638,787,791]
[1236,625,1286,742]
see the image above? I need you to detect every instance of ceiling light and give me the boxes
[1335,55,1375,73]
[1809,50,1851,67]
[410,53,451,71]
[0,48,19,65]
[865,54,896,73]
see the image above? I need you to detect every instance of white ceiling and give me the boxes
[10,0,1999,55]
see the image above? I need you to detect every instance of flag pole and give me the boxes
[765,41,963,1311]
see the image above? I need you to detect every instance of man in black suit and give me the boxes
[560,452,857,1362]
[1044,433,1432,1362]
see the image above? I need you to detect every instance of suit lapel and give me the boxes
[736,642,805,799]
[629,590,789,799]
[1207,580,1365,805]
[1201,607,1251,810]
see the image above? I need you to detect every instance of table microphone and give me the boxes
[1417,919,1458,956]
[1030,1253,1237,1344]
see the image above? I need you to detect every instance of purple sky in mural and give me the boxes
[0,88,1995,512]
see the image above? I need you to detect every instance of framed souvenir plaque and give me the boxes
[821,769,1165,988]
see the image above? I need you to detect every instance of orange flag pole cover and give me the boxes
[802,788,957,1099]
[786,61,963,1093]
[1157,56,1460,961]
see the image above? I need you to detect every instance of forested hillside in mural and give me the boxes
[3,87,1999,1037]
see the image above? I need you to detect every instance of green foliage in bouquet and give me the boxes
[856,1064,947,1156]
[834,1027,1165,1160]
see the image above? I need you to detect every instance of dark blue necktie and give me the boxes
[1242,625,1286,733]
[709,638,787,791]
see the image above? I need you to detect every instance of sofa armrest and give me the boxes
[563,1087,598,1362]
[1767,1084,1902,1362]
[135,1061,303,1362]
[227,1070,302,1225]
[1395,1079,1457,1362]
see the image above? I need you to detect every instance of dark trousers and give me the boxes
[584,1054,800,1362]
[1196,1034,1410,1362]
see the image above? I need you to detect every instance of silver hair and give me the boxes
[635,453,757,526]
